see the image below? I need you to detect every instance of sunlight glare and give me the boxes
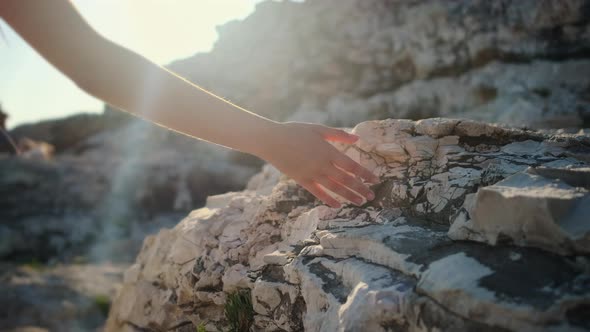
[75,0,262,64]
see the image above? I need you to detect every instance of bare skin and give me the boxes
[0,0,380,208]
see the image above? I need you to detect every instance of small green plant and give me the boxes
[224,289,254,332]
[196,323,207,332]
[93,294,111,316]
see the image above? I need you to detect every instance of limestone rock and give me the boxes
[169,0,590,129]
[449,167,590,255]
[106,118,590,332]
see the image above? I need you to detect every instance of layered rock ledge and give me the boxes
[106,118,590,332]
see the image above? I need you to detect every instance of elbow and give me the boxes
[71,55,125,106]
[71,60,103,98]
[73,73,100,98]
[73,69,121,108]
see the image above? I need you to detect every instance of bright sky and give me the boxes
[0,0,262,129]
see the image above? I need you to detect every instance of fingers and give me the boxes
[317,177,365,206]
[333,154,380,184]
[318,126,359,144]
[329,167,375,200]
[303,182,342,209]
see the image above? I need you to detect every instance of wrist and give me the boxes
[243,120,283,159]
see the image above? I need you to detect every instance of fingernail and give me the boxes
[367,191,375,200]
[355,198,363,205]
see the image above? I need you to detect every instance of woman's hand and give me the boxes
[254,122,380,208]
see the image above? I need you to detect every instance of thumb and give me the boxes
[319,126,359,144]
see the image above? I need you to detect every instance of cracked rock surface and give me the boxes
[106,118,590,332]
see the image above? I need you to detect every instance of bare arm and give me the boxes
[1,0,379,207]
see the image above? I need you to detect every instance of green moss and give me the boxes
[224,289,254,332]
[93,294,111,316]
[196,323,207,332]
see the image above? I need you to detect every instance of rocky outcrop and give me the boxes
[9,111,127,153]
[7,0,590,264]
[169,0,590,129]
[106,118,590,332]
[6,0,590,330]
[0,119,260,262]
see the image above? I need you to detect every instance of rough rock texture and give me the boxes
[169,0,590,129]
[106,118,590,332]
[449,167,590,255]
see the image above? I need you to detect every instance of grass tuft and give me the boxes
[196,322,207,332]
[224,289,254,332]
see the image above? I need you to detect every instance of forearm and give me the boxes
[80,39,278,156]
[1,0,277,156]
